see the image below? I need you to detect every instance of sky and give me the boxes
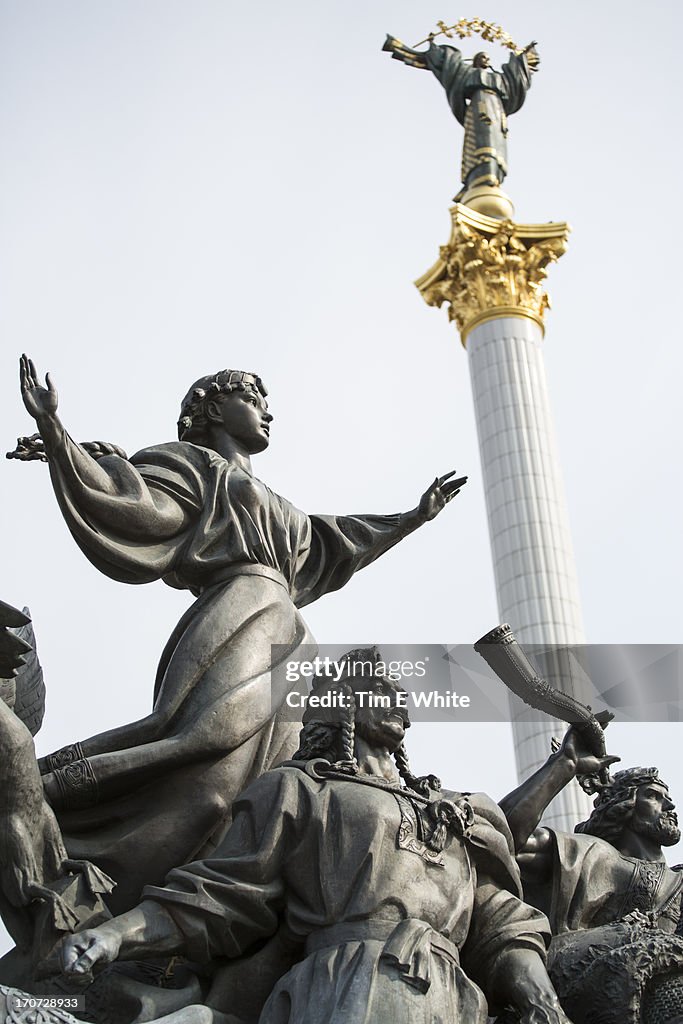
[1,0,682,954]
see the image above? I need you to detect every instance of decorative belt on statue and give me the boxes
[304,918,459,993]
[199,562,289,593]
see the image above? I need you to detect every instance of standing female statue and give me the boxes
[383,34,539,197]
[16,355,466,912]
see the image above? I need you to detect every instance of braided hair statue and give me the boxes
[293,647,441,796]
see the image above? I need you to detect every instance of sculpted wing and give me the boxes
[0,601,45,736]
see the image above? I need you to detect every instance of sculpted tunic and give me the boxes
[40,430,414,911]
[521,830,683,1024]
[143,767,550,1024]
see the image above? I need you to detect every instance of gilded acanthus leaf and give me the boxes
[415,205,569,343]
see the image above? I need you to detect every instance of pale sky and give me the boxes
[1,0,682,955]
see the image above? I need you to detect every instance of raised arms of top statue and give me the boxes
[383,32,540,197]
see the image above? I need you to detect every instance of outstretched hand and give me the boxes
[60,926,121,979]
[20,354,58,422]
[524,41,541,70]
[418,471,467,522]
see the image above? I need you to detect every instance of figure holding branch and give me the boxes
[383,28,539,200]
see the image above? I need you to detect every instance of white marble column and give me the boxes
[415,203,592,829]
[467,314,592,829]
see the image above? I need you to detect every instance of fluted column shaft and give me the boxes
[467,315,590,829]
[416,204,592,830]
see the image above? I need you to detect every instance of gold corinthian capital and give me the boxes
[415,204,570,346]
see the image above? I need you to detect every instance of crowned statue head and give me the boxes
[576,767,680,848]
[177,369,272,454]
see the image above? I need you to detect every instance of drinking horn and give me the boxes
[474,623,612,755]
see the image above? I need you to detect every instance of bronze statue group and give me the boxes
[2,33,682,1024]
[2,354,682,1024]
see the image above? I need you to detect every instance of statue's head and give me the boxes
[293,647,439,797]
[576,767,680,847]
[472,51,491,69]
[177,370,271,454]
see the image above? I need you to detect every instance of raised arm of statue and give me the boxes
[523,40,541,70]
[500,47,539,115]
[19,356,193,544]
[382,34,432,70]
[383,37,469,122]
[292,471,467,608]
[499,725,620,876]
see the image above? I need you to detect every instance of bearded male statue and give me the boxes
[501,725,683,1024]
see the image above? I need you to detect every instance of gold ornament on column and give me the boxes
[415,204,570,346]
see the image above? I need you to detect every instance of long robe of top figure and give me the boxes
[383,34,540,197]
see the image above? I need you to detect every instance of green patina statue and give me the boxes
[383,32,539,200]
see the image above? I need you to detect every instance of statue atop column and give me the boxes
[383,19,540,218]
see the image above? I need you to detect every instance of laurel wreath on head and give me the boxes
[413,18,524,55]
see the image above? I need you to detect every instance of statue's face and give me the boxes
[209,389,273,454]
[354,676,411,752]
[473,52,490,69]
[631,782,680,846]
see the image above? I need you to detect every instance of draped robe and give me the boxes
[39,429,419,911]
[424,45,534,189]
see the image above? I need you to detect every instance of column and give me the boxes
[416,202,592,829]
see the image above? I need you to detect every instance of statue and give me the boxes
[0,602,114,988]
[500,726,683,1024]
[5,355,467,934]
[383,23,539,208]
[55,649,572,1024]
